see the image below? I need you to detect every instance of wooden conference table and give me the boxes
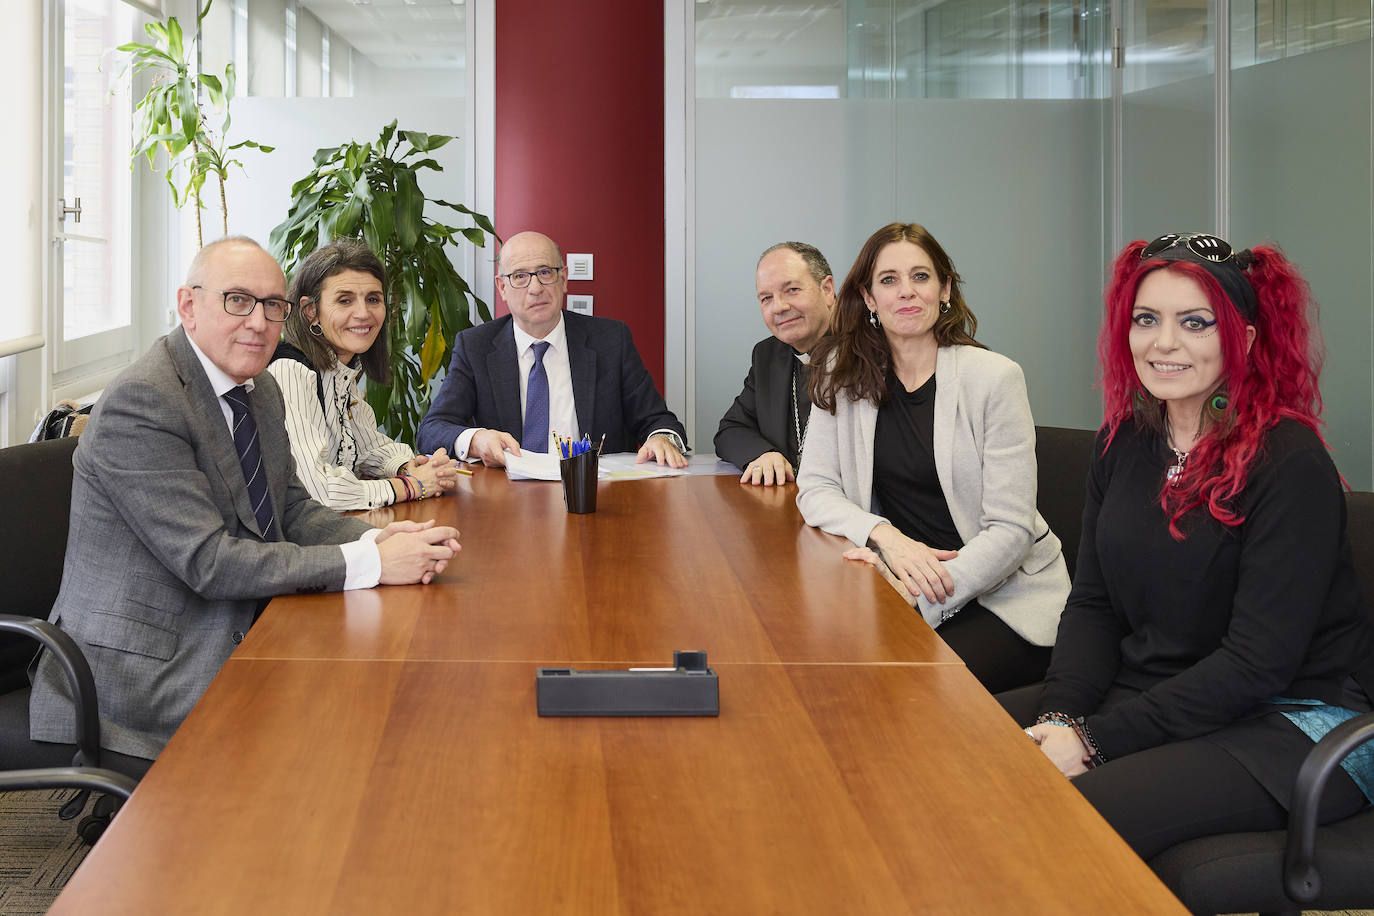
[50,465,1186,915]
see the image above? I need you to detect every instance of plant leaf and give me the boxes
[400,130,431,152]
[419,306,445,381]
[394,170,422,249]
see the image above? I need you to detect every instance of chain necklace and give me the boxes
[1165,421,1189,486]
[790,357,808,467]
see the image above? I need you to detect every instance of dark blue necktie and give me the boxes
[223,386,276,540]
[522,341,551,452]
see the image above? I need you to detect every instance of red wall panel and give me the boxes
[493,0,666,384]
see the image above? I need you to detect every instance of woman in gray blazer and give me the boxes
[797,223,1068,691]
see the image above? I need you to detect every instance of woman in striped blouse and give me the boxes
[268,239,461,510]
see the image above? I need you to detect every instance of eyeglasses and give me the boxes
[500,266,564,289]
[1141,233,1234,263]
[193,286,292,322]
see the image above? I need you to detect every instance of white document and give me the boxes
[502,450,563,481]
[503,452,708,481]
[597,453,688,480]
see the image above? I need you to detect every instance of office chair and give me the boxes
[0,438,138,842]
[1150,490,1374,916]
[1032,426,1096,579]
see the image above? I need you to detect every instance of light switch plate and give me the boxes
[568,295,594,316]
[566,253,594,281]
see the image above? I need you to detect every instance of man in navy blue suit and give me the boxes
[418,231,688,468]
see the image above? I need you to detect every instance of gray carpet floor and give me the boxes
[0,790,90,915]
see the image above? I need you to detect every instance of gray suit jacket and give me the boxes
[796,345,1068,646]
[29,326,371,759]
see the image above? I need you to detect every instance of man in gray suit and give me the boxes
[29,237,460,767]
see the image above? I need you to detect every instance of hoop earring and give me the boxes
[309,322,325,337]
[939,300,951,314]
[868,310,880,329]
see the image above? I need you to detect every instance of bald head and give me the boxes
[497,231,563,276]
[176,237,287,384]
[495,230,568,339]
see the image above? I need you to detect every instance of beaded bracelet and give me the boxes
[1035,711,1108,768]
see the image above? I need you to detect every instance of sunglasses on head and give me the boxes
[1141,233,1234,263]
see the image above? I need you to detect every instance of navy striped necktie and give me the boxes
[223,386,276,540]
[522,341,551,452]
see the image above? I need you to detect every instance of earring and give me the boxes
[1205,389,1230,423]
[868,310,880,329]
[309,322,325,337]
[939,300,951,314]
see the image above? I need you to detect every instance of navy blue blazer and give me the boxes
[418,311,687,456]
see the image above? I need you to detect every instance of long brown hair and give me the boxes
[809,223,980,411]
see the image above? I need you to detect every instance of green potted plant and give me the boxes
[269,120,497,444]
[116,0,272,247]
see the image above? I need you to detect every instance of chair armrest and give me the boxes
[1283,710,1374,903]
[0,615,104,771]
[0,766,137,801]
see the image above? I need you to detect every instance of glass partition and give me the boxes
[219,0,467,276]
[1229,2,1372,486]
[693,0,1111,454]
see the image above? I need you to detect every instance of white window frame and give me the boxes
[45,0,141,403]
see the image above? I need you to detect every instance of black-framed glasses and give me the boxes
[500,266,564,289]
[192,286,292,322]
[1141,233,1234,263]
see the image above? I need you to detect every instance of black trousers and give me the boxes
[937,600,1052,693]
[997,683,1369,861]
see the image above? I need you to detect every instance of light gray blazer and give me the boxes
[29,326,372,759]
[796,345,1068,646]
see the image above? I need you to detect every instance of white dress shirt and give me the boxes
[185,333,382,589]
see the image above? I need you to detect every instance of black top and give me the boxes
[1039,418,1374,759]
[872,372,963,552]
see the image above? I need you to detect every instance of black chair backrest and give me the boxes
[0,437,79,692]
[1345,491,1374,625]
[1033,426,1097,580]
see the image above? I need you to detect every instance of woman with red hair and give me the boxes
[1002,233,1374,859]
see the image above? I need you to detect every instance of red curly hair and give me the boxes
[1098,239,1326,537]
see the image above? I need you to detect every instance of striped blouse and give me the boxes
[266,356,413,510]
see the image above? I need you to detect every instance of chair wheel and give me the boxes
[92,793,121,819]
[76,813,109,845]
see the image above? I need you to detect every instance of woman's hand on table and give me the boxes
[1026,723,1091,778]
[865,525,958,604]
[403,448,462,496]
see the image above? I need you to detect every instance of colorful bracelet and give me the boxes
[398,475,415,501]
[1035,711,1108,768]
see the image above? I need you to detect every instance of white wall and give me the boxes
[225,96,467,263]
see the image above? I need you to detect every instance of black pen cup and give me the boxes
[560,450,599,514]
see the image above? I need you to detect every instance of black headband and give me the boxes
[1142,234,1259,324]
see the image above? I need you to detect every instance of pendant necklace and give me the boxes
[1165,422,1189,486]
